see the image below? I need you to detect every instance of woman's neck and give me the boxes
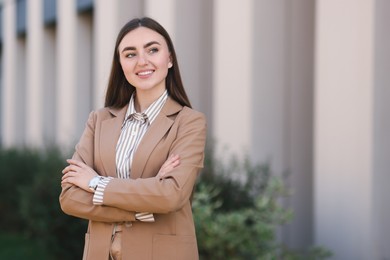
[134,88,166,112]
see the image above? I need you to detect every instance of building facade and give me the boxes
[1,0,390,259]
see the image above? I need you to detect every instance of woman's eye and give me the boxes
[149,48,159,54]
[126,53,136,58]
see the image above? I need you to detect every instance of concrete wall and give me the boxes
[1,0,390,258]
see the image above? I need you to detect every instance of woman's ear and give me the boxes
[168,55,173,68]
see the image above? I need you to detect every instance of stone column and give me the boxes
[314,0,374,258]
[56,0,77,147]
[26,0,43,147]
[75,11,93,138]
[174,0,213,127]
[145,0,176,42]
[250,0,315,249]
[212,0,253,155]
[2,0,17,147]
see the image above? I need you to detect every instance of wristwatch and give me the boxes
[88,176,102,192]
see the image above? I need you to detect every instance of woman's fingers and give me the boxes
[170,154,179,161]
[61,160,97,192]
[158,154,180,177]
[171,159,180,167]
[163,155,180,169]
[66,159,86,168]
[165,154,179,166]
[61,171,76,181]
[62,159,91,174]
[62,164,79,174]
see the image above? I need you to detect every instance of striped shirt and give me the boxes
[92,90,168,222]
[116,90,168,179]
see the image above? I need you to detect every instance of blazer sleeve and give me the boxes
[102,108,207,214]
[59,111,136,223]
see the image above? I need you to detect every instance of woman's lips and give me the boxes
[136,70,154,78]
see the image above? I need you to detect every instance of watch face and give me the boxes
[89,176,100,190]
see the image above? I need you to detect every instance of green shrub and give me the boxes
[194,149,291,259]
[0,148,42,233]
[0,232,50,259]
[194,147,332,259]
[0,147,86,260]
[18,147,87,260]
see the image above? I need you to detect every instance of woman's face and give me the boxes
[118,27,172,95]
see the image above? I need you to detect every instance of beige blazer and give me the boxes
[59,97,207,260]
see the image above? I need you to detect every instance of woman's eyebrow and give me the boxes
[121,41,161,53]
[144,41,161,48]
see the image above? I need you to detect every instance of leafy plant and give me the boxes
[18,147,87,259]
[0,147,87,259]
[0,148,42,233]
[193,146,332,259]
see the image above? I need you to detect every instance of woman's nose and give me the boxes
[137,53,148,66]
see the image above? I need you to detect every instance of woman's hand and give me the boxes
[61,159,98,193]
[157,154,180,178]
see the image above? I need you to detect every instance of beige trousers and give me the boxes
[110,225,122,260]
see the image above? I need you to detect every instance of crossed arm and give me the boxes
[61,154,180,193]
[59,154,180,223]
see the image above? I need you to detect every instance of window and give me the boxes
[43,0,57,26]
[16,0,27,36]
[77,0,93,13]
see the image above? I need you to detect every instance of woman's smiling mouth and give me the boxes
[137,70,154,77]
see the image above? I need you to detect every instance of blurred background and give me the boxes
[0,0,389,259]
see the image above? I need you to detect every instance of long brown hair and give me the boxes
[104,17,191,109]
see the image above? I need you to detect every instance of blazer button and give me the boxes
[125,221,132,228]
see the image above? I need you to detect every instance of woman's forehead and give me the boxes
[119,27,167,50]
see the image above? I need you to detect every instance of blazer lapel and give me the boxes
[131,97,182,179]
[100,105,128,177]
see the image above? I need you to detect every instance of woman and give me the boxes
[60,17,206,260]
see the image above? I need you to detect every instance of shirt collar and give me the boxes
[125,90,168,125]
